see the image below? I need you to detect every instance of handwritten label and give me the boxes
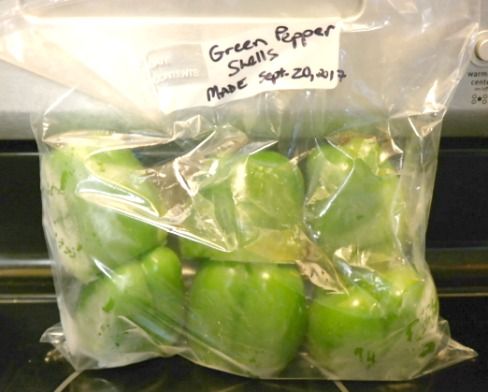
[148,20,344,113]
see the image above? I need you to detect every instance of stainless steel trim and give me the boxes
[0,293,57,303]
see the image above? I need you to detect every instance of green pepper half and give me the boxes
[43,142,166,281]
[75,246,184,366]
[180,150,305,263]
[304,137,404,258]
[187,261,307,377]
[307,264,440,379]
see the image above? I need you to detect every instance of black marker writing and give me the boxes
[259,67,289,84]
[227,48,279,77]
[292,66,314,82]
[258,66,347,84]
[206,77,248,102]
[209,38,268,62]
[275,25,336,48]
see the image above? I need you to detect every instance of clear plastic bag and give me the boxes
[0,0,480,380]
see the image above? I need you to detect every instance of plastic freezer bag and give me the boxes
[0,0,480,380]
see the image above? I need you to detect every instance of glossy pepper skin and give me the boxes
[75,246,184,367]
[180,150,305,263]
[187,261,307,377]
[43,143,166,281]
[307,264,440,379]
[377,265,441,379]
[304,137,404,258]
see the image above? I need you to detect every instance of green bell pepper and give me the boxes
[43,141,166,281]
[187,261,307,377]
[304,137,404,258]
[75,246,184,365]
[307,263,440,379]
[180,150,305,263]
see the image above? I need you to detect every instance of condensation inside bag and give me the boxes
[0,0,481,380]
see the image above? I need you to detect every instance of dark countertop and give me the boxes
[0,295,486,392]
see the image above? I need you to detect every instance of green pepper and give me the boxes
[75,246,184,366]
[180,150,305,263]
[43,141,166,281]
[304,137,404,258]
[307,264,440,379]
[187,261,307,377]
[377,265,441,379]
